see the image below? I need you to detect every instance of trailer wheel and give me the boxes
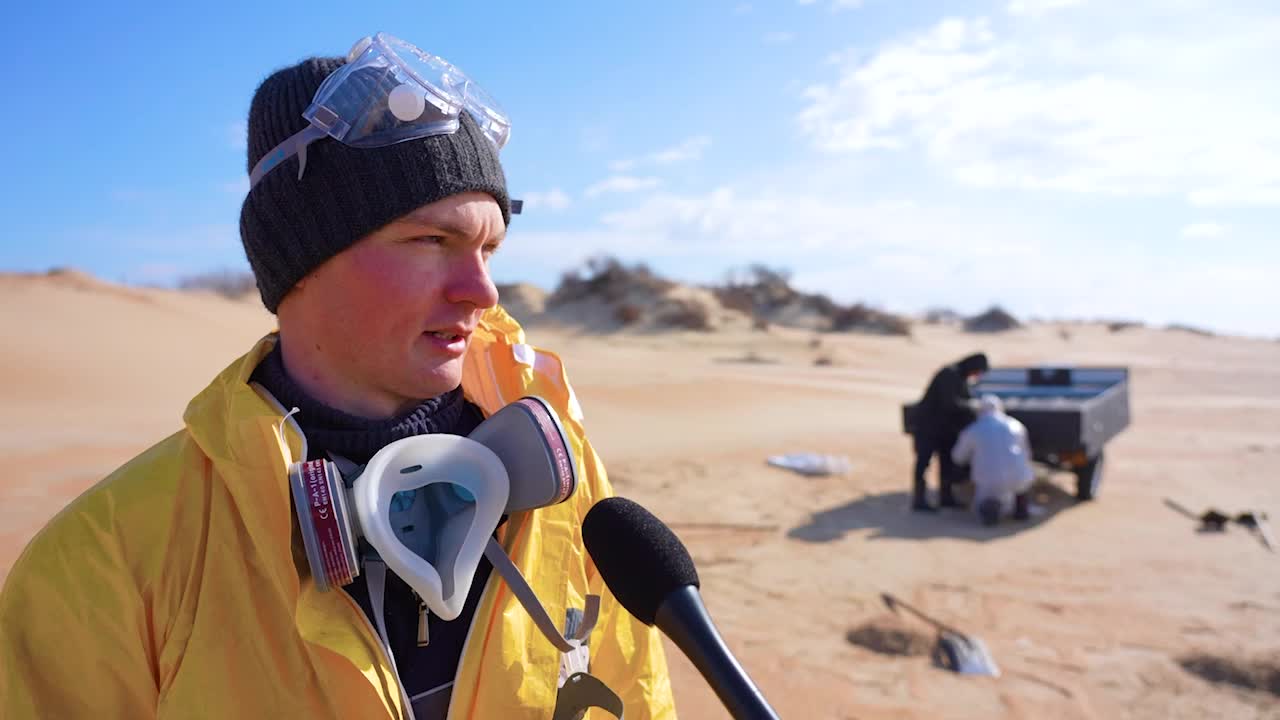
[1075,453,1104,501]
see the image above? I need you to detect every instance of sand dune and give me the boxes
[2,271,1279,718]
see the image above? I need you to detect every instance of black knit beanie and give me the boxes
[239,56,510,313]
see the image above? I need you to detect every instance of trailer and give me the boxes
[902,367,1131,500]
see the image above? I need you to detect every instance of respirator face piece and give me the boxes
[289,396,579,621]
[359,434,507,620]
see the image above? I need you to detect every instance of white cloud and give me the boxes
[1007,0,1084,16]
[610,136,712,172]
[1180,222,1227,239]
[797,7,1280,207]
[519,188,572,211]
[764,31,796,45]
[519,182,1278,335]
[734,3,753,14]
[1188,185,1280,208]
[651,136,712,164]
[584,175,663,198]
[595,187,1040,263]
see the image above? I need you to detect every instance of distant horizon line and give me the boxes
[8,264,1275,343]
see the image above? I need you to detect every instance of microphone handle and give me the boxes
[654,586,781,720]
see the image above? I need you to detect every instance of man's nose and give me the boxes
[446,251,499,310]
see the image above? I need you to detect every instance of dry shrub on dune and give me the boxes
[963,306,1022,333]
[548,256,742,333]
[715,265,912,336]
[178,270,258,300]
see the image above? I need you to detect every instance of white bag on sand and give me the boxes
[766,453,851,477]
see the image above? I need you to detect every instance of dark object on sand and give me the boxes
[881,593,1000,677]
[1178,652,1280,697]
[1164,499,1275,551]
[903,366,1131,501]
[845,619,933,657]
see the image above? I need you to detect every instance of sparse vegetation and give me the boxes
[1107,320,1145,333]
[177,270,257,300]
[654,297,714,331]
[831,303,913,336]
[964,306,1022,333]
[615,303,644,326]
[548,256,742,332]
[714,264,912,336]
[549,256,672,306]
[1167,323,1216,337]
[923,307,962,325]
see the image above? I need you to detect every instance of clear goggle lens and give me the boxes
[249,32,509,189]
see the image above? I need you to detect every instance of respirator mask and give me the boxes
[287,396,596,653]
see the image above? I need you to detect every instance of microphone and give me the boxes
[582,497,781,720]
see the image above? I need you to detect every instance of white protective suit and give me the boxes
[951,395,1035,512]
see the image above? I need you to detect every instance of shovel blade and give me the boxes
[938,632,1001,678]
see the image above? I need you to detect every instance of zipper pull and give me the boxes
[417,599,430,647]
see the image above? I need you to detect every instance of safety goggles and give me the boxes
[249,32,511,190]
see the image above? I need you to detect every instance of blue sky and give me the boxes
[3,0,1278,336]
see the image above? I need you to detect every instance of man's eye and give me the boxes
[413,235,447,246]
[483,243,501,257]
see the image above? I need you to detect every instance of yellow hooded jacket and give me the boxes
[0,308,676,720]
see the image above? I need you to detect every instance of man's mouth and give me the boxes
[426,326,474,344]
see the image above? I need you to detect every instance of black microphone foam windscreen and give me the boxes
[582,497,700,626]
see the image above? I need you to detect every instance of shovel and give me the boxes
[1234,511,1276,553]
[1164,499,1231,531]
[1165,499,1275,552]
[881,593,1001,677]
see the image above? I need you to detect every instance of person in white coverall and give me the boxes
[951,395,1035,526]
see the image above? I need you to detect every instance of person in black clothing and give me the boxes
[911,352,989,512]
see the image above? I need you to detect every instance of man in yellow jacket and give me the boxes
[0,36,676,720]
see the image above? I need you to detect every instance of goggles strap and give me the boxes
[249,124,329,189]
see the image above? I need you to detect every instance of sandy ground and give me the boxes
[2,271,1278,718]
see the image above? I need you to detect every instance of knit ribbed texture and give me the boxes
[239,56,510,313]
